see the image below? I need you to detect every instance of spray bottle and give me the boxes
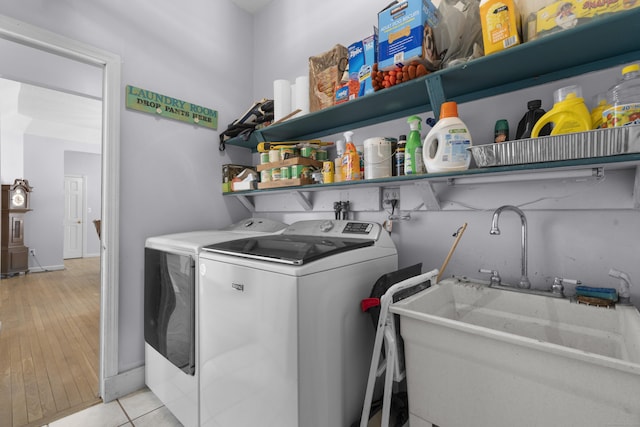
[405,115,425,175]
[341,131,361,181]
[334,139,345,182]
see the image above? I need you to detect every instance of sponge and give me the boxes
[575,285,618,302]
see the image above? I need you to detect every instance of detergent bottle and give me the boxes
[341,131,361,181]
[423,102,472,173]
[404,115,425,175]
[531,85,592,137]
[603,63,640,128]
[515,99,551,139]
[591,94,610,129]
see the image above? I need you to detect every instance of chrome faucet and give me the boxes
[490,205,531,289]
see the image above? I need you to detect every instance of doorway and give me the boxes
[0,11,121,420]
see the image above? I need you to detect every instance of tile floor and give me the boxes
[44,387,182,427]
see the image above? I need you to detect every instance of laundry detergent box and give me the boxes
[348,32,378,98]
[523,0,640,40]
[378,0,441,71]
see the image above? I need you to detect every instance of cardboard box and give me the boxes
[523,0,640,41]
[222,164,253,193]
[378,0,440,71]
[348,33,378,98]
[480,0,522,55]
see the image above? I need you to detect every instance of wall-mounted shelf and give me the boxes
[224,9,640,151]
[227,154,640,211]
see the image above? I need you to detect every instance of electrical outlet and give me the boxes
[382,187,400,206]
[29,248,36,256]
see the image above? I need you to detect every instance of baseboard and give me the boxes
[28,265,65,273]
[102,365,146,402]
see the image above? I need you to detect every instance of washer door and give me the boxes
[144,247,195,375]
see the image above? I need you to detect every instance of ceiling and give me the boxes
[0,78,102,146]
[231,0,274,13]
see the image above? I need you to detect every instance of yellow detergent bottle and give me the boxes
[590,94,610,129]
[531,85,592,137]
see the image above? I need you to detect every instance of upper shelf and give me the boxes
[226,8,640,151]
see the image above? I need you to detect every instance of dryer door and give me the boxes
[144,247,195,375]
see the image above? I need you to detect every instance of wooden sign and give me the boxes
[126,85,218,130]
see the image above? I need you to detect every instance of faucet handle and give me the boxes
[552,277,581,297]
[479,268,501,286]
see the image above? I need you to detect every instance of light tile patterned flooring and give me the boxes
[46,387,182,427]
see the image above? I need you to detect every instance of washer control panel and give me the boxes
[343,222,373,234]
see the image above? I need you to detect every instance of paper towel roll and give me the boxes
[295,75,310,116]
[273,79,291,122]
[290,83,297,115]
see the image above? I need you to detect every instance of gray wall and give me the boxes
[23,135,65,270]
[20,137,101,270]
[0,1,254,372]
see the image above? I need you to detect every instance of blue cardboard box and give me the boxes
[378,0,440,71]
[348,33,378,98]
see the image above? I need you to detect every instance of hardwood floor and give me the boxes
[0,257,101,427]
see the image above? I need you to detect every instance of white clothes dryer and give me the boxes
[144,218,287,427]
[198,220,398,427]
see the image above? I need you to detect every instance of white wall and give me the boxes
[0,0,255,372]
[252,0,640,304]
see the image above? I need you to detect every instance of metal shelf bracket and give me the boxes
[290,191,313,211]
[414,181,441,211]
[235,194,255,212]
[425,74,445,119]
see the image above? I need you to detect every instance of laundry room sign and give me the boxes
[126,85,218,130]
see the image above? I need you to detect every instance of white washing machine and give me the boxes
[198,219,398,427]
[144,218,287,427]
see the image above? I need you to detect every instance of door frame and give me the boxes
[0,14,121,399]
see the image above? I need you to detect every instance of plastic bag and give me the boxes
[431,0,484,69]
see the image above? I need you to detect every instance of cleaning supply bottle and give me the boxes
[590,94,609,129]
[395,135,406,176]
[404,115,425,175]
[531,85,592,137]
[603,63,640,128]
[334,139,345,182]
[423,102,472,173]
[515,99,551,139]
[494,119,509,143]
[341,131,361,181]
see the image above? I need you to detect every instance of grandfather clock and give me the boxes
[1,179,33,278]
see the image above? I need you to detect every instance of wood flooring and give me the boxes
[0,257,101,427]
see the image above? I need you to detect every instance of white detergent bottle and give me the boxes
[423,101,472,173]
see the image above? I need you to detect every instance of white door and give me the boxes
[64,175,85,259]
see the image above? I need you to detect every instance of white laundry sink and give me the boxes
[390,276,640,427]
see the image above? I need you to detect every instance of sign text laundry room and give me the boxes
[126,85,218,129]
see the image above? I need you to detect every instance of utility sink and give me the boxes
[390,276,640,427]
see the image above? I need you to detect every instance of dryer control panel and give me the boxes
[284,220,381,240]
